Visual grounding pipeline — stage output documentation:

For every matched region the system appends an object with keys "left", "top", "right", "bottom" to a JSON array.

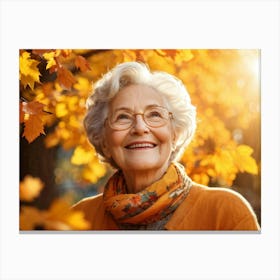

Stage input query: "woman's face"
[{"left": 103, "top": 84, "right": 175, "bottom": 173}]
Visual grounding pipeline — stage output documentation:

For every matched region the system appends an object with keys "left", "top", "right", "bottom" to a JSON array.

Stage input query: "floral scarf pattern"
[{"left": 103, "top": 162, "right": 192, "bottom": 226}]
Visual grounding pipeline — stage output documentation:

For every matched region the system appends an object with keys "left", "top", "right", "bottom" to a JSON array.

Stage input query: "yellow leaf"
[
  {"left": 67, "top": 96, "right": 79, "bottom": 111},
  {"left": 82, "top": 159, "right": 106, "bottom": 183},
  {"left": 45, "top": 197, "right": 90, "bottom": 230},
  {"left": 71, "top": 146, "right": 94, "bottom": 165},
  {"left": 19, "top": 51, "right": 41, "bottom": 89},
  {"left": 43, "top": 51, "right": 57, "bottom": 70},
  {"left": 74, "top": 76, "right": 92, "bottom": 97},
  {"left": 66, "top": 211, "right": 91, "bottom": 230},
  {"left": 55, "top": 103, "right": 68, "bottom": 118},
  {"left": 20, "top": 175, "right": 44, "bottom": 202},
  {"left": 234, "top": 145, "right": 258, "bottom": 174}
]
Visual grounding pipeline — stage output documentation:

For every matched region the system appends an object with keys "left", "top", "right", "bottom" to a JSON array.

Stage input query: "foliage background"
[{"left": 19, "top": 49, "right": 261, "bottom": 230}]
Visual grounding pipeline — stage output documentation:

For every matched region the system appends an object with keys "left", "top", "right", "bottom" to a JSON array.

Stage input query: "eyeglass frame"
[{"left": 104, "top": 105, "right": 174, "bottom": 131}]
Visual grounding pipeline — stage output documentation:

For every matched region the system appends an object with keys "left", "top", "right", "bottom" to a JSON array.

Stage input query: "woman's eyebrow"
[
  {"left": 114, "top": 104, "right": 161, "bottom": 112},
  {"left": 113, "top": 107, "right": 133, "bottom": 112}
]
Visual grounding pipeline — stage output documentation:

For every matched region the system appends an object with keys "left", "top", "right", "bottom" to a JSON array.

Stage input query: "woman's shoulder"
[
  {"left": 190, "top": 183, "right": 252, "bottom": 207},
  {"left": 167, "top": 182, "right": 260, "bottom": 230},
  {"left": 71, "top": 193, "right": 104, "bottom": 212},
  {"left": 190, "top": 183, "right": 259, "bottom": 221}
]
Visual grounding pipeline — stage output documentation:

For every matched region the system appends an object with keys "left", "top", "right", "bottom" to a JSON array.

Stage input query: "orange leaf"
[
  {"left": 22, "top": 115, "right": 45, "bottom": 143},
  {"left": 75, "top": 55, "right": 91, "bottom": 72},
  {"left": 57, "top": 67, "right": 76, "bottom": 89},
  {"left": 22, "top": 100, "right": 45, "bottom": 115},
  {"left": 234, "top": 145, "right": 258, "bottom": 175},
  {"left": 20, "top": 102, "right": 25, "bottom": 123},
  {"left": 156, "top": 49, "right": 178, "bottom": 59},
  {"left": 162, "top": 49, "right": 178, "bottom": 58},
  {"left": 32, "top": 49, "right": 53, "bottom": 56},
  {"left": 20, "top": 175, "right": 44, "bottom": 202}
]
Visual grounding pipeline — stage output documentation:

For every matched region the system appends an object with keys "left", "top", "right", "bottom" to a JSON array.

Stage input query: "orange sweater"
[{"left": 72, "top": 183, "right": 260, "bottom": 231}]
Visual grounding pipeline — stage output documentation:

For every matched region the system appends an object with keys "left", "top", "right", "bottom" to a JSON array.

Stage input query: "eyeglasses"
[{"left": 105, "top": 106, "right": 173, "bottom": 131}]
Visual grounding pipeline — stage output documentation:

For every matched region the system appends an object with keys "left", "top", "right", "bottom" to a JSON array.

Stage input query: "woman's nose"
[{"left": 131, "top": 114, "right": 149, "bottom": 134}]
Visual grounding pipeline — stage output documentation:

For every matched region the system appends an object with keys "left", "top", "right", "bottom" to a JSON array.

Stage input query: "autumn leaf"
[
  {"left": 66, "top": 211, "right": 91, "bottom": 230},
  {"left": 156, "top": 49, "right": 178, "bottom": 59},
  {"left": 43, "top": 51, "right": 57, "bottom": 70},
  {"left": 22, "top": 114, "right": 45, "bottom": 143},
  {"left": 19, "top": 51, "right": 41, "bottom": 89},
  {"left": 20, "top": 175, "right": 44, "bottom": 202},
  {"left": 234, "top": 145, "right": 258, "bottom": 174},
  {"left": 21, "top": 101, "right": 47, "bottom": 143},
  {"left": 32, "top": 49, "right": 53, "bottom": 56},
  {"left": 82, "top": 159, "right": 107, "bottom": 183},
  {"left": 20, "top": 102, "right": 25, "bottom": 123},
  {"left": 57, "top": 66, "right": 76, "bottom": 89},
  {"left": 45, "top": 197, "right": 90, "bottom": 230},
  {"left": 55, "top": 103, "right": 68, "bottom": 118},
  {"left": 20, "top": 198, "right": 90, "bottom": 230},
  {"left": 75, "top": 55, "right": 91, "bottom": 72},
  {"left": 22, "top": 100, "right": 45, "bottom": 115},
  {"left": 74, "top": 76, "right": 92, "bottom": 97},
  {"left": 71, "top": 145, "right": 94, "bottom": 165}
]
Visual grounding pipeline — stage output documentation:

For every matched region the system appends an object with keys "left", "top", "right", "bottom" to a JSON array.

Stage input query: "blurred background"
[{"left": 19, "top": 49, "right": 260, "bottom": 230}]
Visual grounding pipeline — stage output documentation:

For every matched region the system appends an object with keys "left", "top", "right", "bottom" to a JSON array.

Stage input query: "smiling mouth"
[{"left": 125, "top": 143, "right": 157, "bottom": 150}]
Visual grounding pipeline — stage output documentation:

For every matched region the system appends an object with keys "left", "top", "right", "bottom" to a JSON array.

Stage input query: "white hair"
[{"left": 84, "top": 61, "right": 196, "bottom": 169}]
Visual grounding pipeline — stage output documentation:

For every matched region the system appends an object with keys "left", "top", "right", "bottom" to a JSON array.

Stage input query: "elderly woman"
[{"left": 72, "top": 61, "right": 260, "bottom": 231}]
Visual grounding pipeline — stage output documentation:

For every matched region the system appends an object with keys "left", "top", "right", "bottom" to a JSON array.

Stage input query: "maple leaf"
[
  {"left": 32, "top": 49, "right": 53, "bottom": 56},
  {"left": 22, "top": 100, "right": 45, "bottom": 115},
  {"left": 57, "top": 66, "right": 76, "bottom": 89},
  {"left": 19, "top": 51, "right": 41, "bottom": 89},
  {"left": 82, "top": 159, "right": 107, "bottom": 183},
  {"left": 71, "top": 145, "right": 94, "bottom": 165},
  {"left": 22, "top": 114, "right": 45, "bottom": 143},
  {"left": 21, "top": 101, "right": 46, "bottom": 143},
  {"left": 234, "top": 145, "right": 258, "bottom": 175},
  {"left": 74, "top": 76, "right": 93, "bottom": 97},
  {"left": 20, "top": 175, "right": 44, "bottom": 202},
  {"left": 75, "top": 55, "right": 91, "bottom": 72},
  {"left": 43, "top": 51, "right": 57, "bottom": 70},
  {"left": 20, "top": 102, "right": 25, "bottom": 123}
]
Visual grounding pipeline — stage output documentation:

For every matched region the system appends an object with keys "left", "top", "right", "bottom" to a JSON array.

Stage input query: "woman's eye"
[
  {"left": 147, "top": 111, "right": 162, "bottom": 118},
  {"left": 115, "top": 113, "right": 131, "bottom": 121}
]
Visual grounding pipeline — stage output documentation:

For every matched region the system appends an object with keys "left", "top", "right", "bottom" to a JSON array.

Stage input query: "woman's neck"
[{"left": 122, "top": 164, "right": 168, "bottom": 193}]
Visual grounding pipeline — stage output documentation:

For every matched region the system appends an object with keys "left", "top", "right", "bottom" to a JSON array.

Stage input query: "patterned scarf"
[{"left": 103, "top": 162, "right": 192, "bottom": 226}]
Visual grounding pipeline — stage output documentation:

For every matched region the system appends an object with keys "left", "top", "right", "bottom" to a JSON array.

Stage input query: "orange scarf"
[{"left": 103, "top": 162, "right": 192, "bottom": 226}]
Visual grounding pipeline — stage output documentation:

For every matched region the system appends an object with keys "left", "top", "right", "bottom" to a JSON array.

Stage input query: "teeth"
[{"left": 126, "top": 143, "right": 155, "bottom": 149}]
